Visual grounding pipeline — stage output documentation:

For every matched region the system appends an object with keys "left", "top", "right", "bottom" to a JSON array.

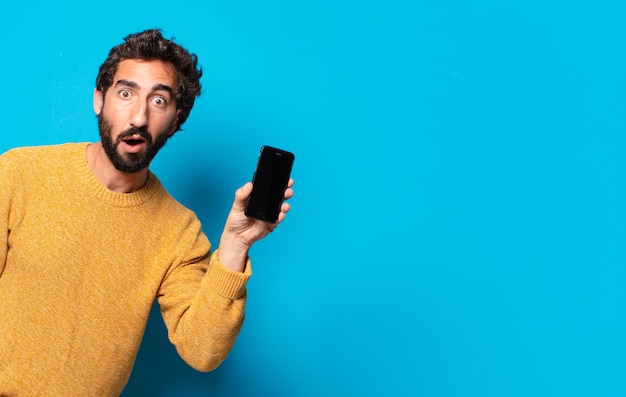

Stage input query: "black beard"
[{"left": 97, "top": 113, "right": 170, "bottom": 174}]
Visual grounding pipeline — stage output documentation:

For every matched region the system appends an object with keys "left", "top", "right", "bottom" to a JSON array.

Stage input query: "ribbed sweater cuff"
[{"left": 205, "top": 249, "right": 252, "bottom": 300}]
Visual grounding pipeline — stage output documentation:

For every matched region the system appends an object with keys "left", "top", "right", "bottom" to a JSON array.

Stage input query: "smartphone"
[{"left": 245, "top": 146, "right": 295, "bottom": 223}]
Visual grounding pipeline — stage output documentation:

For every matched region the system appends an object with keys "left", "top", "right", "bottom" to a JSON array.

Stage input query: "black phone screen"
[{"left": 244, "top": 146, "right": 295, "bottom": 223}]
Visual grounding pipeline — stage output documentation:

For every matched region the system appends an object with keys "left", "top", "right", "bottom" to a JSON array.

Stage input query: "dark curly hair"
[{"left": 95, "top": 29, "right": 202, "bottom": 133}]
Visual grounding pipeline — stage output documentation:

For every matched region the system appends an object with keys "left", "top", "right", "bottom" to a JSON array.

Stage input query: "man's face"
[{"left": 94, "top": 59, "right": 179, "bottom": 173}]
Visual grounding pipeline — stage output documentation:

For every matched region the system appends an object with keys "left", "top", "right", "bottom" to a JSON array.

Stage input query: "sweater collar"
[{"left": 76, "top": 143, "right": 162, "bottom": 207}]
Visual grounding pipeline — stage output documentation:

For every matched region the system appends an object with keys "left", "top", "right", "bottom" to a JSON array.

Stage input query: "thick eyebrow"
[
  {"left": 115, "top": 79, "right": 139, "bottom": 89},
  {"left": 152, "top": 83, "right": 174, "bottom": 95},
  {"left": 114, "top": 79, "right": 174, "bottom": 95}
]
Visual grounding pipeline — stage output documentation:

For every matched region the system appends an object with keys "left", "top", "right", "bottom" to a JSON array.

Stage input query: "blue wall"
[{"left": 2, "top": 1, "right": 625, "bottom": 396}]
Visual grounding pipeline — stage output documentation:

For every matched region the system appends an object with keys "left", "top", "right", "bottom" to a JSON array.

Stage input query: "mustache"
[{"left": 116, "top": 128, "right": 152, "bottom": 144}]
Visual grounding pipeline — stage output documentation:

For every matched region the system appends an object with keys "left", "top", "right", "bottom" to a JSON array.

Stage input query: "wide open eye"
[
  {"left": 118, "top": 89, "right": 132, "bottom": 99},
  {"left": 152, "top": 96, "right": 167, "bottom": 107}
]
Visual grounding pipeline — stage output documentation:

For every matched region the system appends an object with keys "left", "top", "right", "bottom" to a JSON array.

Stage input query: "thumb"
[{"left": 233, "top": 182, "right": 253, "bottom": 211}]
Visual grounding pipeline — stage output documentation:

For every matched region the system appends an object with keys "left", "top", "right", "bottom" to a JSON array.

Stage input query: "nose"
[{"left": 130, "top": 100, "right": 148, "bottom": 128}]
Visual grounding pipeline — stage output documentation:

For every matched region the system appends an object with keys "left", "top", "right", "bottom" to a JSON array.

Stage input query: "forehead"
[{"left": 113, "top": 59, "right": 177, "bottom": 89}]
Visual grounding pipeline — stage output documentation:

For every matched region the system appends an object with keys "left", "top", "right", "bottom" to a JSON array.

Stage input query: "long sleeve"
[
  {"left": 0, "top": 153, "right": 10, "bottom": 277},
  {"left": 0, "top": 149, "right": 24, "bottom": 278},
  {"left": 156, "top": 223, "right": 252, "bottom": 371}
]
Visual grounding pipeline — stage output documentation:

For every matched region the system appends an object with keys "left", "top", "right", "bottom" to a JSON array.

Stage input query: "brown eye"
[
  {"left": 152, "top": 96, "right": 167, "bottom": 107},
  {"left": 119, "top": 89, "right": 132, "bottom": 99}
]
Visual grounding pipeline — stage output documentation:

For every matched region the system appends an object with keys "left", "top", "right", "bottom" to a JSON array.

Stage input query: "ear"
[{"left": 93, "top": 88, "right": 104, "bottom": 115}]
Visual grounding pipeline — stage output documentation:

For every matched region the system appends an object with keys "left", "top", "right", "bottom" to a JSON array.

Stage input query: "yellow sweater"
[{"left": 0, "top": 143, "right": 251, "bottom": 396}]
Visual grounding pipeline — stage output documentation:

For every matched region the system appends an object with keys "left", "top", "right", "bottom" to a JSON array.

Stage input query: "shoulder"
[
  {"left": 151, "top": 181, "right": 200, "bottom": 222},
  {"left": 146, "top": 181, "right": 210, "bottom": 250},
  {"left": 146, "top": 173, "right": 199, "bottom": 219},
  {"left": 0, "top": 143, "right": 90, "bottom": 192},
  {"left": 0, "top": 143, "right": 88, "bottom": 167}
]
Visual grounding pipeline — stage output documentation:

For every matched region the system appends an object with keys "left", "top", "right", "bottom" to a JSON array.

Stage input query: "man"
[{"left": 0, "top": 29, "right": 293, "bottom": 395}]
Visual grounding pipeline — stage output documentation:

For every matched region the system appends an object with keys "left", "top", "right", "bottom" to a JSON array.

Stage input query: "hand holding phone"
[{"left": 244, "top": 146, "right": 295, "bottom": 223}]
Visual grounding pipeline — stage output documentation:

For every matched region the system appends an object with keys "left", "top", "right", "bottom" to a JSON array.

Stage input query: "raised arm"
[{"left": 217, "top": 178, "right": 294, "bottom": 272}]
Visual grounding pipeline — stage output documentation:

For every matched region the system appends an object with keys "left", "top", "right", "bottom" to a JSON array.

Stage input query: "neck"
[{"left": 86, "top": 142, "right": 149, "bottom": 193}]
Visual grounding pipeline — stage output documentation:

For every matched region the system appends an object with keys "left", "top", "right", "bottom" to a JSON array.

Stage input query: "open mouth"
[
  {"left": 119, "top": 134, "right": 149, "bottom": 153},
  {"left": 124, "top": 138, "right": 145, "bottom": 146},
  {"left": 121, "top": 134, "right": 148, "bottom": 146}
]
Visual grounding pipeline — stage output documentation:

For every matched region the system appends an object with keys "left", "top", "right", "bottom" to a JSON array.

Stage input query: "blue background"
[{"left": 1, "top": 1, "right": 625, "bottom": 396}]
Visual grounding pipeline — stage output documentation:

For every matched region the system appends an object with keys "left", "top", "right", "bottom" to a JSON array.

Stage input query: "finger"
[
  {"left": 283, "top": 187, "right": 294, "bottom": 200},
  {"left": 287, "top": 178, "right": 294, "bottom": 188},
  {"left": 276, "top": 211, "right": 286, "bottom": 224},
  {"left": 233, "top": 182, "right": 253, "bottom": 210},
  {"left": 273, "top": 202, "right": 291, "bottom": 224}
]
